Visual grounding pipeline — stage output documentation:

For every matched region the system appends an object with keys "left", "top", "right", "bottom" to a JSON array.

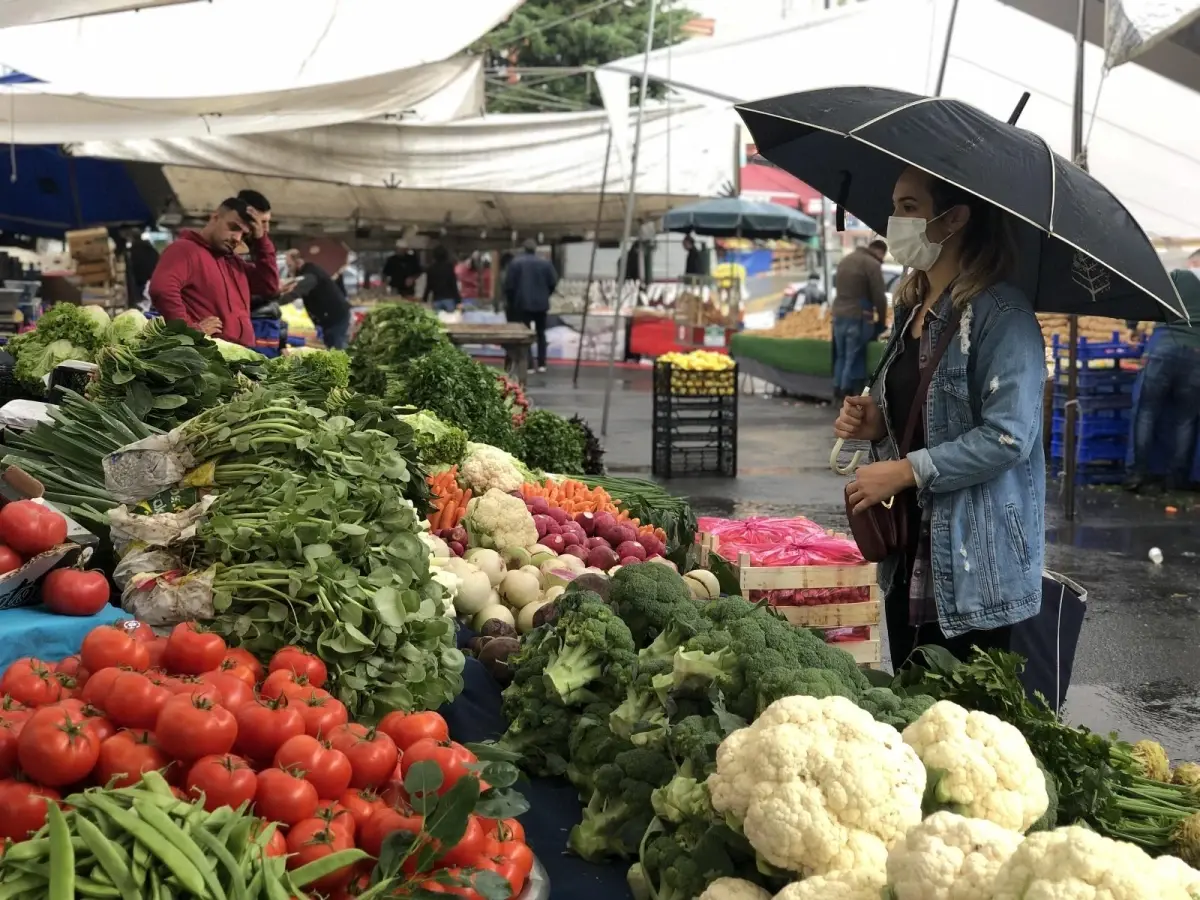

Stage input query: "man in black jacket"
[
  {"left": 284, "top": 250, "right": 353, "bottom": 349},
  {"left": 504, "top": 239, "right": 558, "bottom": 372}
]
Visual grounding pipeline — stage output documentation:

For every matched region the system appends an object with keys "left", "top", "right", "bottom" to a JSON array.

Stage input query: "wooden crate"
[{"left": 698, "top": 533, "right": 882, "bottom": 668}]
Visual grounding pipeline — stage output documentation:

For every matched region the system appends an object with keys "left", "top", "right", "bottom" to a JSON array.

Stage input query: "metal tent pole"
[
  {"left": 574, "top": 129, "right": 615, "bottom": 388},
  {"left": 600, "top": 0, "right": 658, "bottom": 437},
  {"left": 934, "top": 0, "right": 961, "bottom": 96},
  {"left": 1064, "top": 0, "right": 1087, "bottom": 520}
]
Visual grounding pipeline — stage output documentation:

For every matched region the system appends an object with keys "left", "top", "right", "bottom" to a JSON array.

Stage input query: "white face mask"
[{"left": 886, "top": 212, "right": 951, "bottom": 272}]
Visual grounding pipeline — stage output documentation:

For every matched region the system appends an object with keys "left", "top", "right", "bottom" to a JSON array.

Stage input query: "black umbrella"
[
  {"left": 661, "top": 196, "right": 818, "bottom": 240},
  {"left": 737, "top": 86, "right": 1185, "bottom": 322}
]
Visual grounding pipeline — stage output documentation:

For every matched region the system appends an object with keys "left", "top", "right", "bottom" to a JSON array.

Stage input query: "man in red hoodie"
[{"left": 148, "top": 196, "right": 279, "bottom": 346}]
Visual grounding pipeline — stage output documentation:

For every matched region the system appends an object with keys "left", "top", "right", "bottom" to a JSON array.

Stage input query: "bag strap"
[{"left": 898, "top": 306, "right": 964, "bottom": 455}]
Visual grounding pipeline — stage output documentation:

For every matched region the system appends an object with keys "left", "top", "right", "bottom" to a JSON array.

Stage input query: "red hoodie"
[{"left": 148, "top": 230, "right": 280, "bottom": 346}]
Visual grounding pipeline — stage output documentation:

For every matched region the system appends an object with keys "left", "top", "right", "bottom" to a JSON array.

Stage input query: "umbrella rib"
[
  {"left": 738, "top": 106, "right": 1186, "bottom": 319},
  {"left": 1029, "top": 131, "right": 1057, "bottom": 232},
  {"left": 846, "top": 97, "right": 940, "bottom": 135}
]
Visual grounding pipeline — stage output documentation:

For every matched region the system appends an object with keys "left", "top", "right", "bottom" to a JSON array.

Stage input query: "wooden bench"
[{"left": 443, "top": 322, "right": 537, "bottom": 386}]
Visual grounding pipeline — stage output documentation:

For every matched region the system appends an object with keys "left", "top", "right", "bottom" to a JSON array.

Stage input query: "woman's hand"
[
  {"left": 834, "top": 394, "right": 886, "bottom": 442},
  {"left": 846, "top": 460, "right": 916, "bottom": 513}
]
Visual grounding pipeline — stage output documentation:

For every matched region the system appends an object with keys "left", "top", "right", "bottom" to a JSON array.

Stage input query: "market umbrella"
[
  {"left": 661, "top": 196, "right": 818, "bottom": 240},
  {"left": 736, "top": 86, "right": 1185, "bottom": 322}
]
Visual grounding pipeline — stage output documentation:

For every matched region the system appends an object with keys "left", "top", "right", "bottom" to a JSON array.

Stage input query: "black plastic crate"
[
  {"left": 652, "top": 439, "right": 737, "bottom": 478},
  {"left": 653, "top": 362, "right": 738, "bottom": 399},
  {"left": 0, "top": 365, "right": 40, "bottom": 403},
  {"left": 48, "top": 360, "right": 98, "bottom": 403}
]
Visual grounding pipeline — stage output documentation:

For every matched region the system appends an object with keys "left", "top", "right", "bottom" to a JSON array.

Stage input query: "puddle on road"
[{"left": 1067, "top": 681, "right": 1200, "bottom": 761}]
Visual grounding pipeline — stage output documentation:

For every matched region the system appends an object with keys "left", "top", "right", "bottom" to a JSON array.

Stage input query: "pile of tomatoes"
[{"left": 0, "top": 619, "right": 535, "bottom": 900}]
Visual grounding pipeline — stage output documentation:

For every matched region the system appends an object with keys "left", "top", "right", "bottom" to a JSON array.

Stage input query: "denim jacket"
[{"left": 870, "top": 281, "right": 1047, "bottom": 636}]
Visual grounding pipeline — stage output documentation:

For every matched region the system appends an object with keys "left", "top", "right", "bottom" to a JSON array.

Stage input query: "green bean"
[
  {"left": 47, "top": 803, "right": 74, "bottom": 900},
  {"left": 190, "top": 824, "right": 246, "bottom": 899},
  {"left": 131, "top": 800, "right": 226, "bottom": 900},
  {"left": 84, "top": 797, "right": 211, "bottom": 900},
  {"left": 73, "top": 814, "right": 140, "bottom": 900},
  {"left": 130, "top": 838, "right": 150, "bottom": 885},
  {"left": 263, "top": 858, "right": 291, "bottom": 900},
  {"left": 89, "top": 864, "right": 113, "bottom": 886},
  {"left": 246, "top": 865, "right": 265, "bottom": 900},
  {"left": 74, "top": 877, "right": 121, "bottom": 898},
  {"left": 289, "top": 849, "right": 369, "bottom": 889},
  {"left": 1, "top": 836, "right": 87, "bottom": 863},
  {"left": 0, "top": 876, "right": 44, "bottom": 900},
  {"left": 6, "top": 861, "right": 48, "bottom": 880}
]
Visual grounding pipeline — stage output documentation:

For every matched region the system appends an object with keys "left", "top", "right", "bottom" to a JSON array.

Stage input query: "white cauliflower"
[
  {"left": 462, "top": 488, "right": 538, "bottom": 552},
  {"left": 1154, "top": 855, "right": 1200, "bottom": 899},
  {"left": 990, "top": 826, "right": 1192, "bottom": 900},
  {"left": 885, "top": 811, "right": 1023, "bottom": 900},
  {"left": 707, "top": 695, "right": 926, "bottom": 882},
  {"left": 698, "top": 877, "right": 772, "bottom": 900},
  {"left": 902, "top": 701, "right": 1048, "bottom": 833},
  {"left": 459, "top": 442, "right": 529, "bottom": 494},
  {"left": 773, "top": 871, "right": 884, "bottom": 900}
]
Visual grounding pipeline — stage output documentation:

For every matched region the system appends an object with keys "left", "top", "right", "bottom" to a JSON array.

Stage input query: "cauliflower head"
[
  {"left": 1154, "top": 856, "right": 1200, "bottom": 899},
  {"left": 885, "top": 811, "right": 1023, "bottom": 900},
  {"left": 773, "top": 871, "right": 884, "bottom": 900},
  {"left": 463, "top": 488, "right": 538, "bottom": 552},
  {"left": 698, "top": 877, "right": 772, "bottom": 900},
  {"left": 459, "top": 442, "right": 530, "bottom": 494},
  {"left": 903, "top": 700, "right": 1048, "bottom": 833},
  {"left": 990, "top": 826, "right": 1192, "bottom": 900},
  {"left": 707, "top": 695, "right": 926, "bottom": 881}
]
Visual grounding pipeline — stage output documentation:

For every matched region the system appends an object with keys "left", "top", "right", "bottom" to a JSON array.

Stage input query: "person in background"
[
  {"left": 237, "top": 190, "right": 272, "bottom": 234},
  {"left": 831, "top": 238, "right": 889, "bottom": 401},
  {"left": 802, "top": 271, "right": 826, "bottom": 306},
  {"left": 683, "top": 234, "right": 707, "bottom": 278},
  {"left": 125, "top": 228, "right": 159, "bottom": 306},
  {"left": 424, "top": 245, "right": 462, "bottom": 313},
  {"left": 1125, "top": 252, "right": 1200, "bottom": 492},
  {"left": 149, "top": 197, "right": 278, "bottom": 346},
  {"left": 504, "top": 238, "right": 558, "bottom": 374},
  {"left": 284, "top": 249, "right": 353, "bottom": 350},
  {"left": 383, "top": 240, "right": 422, "bottom": 298}
]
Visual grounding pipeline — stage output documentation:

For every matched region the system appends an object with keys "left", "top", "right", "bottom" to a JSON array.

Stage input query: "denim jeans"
[
  {"left": 832, "top": 315, "right": 869, "bottom": 393},
  {"left": 320, "top": 316, "right": 352, "bottom": 350},
  {"left": 432, "top": 298, "right": 458, "bottom": 313},
  {"left": 1131, "top": 337, "right": 1200, "bottom": 483}
]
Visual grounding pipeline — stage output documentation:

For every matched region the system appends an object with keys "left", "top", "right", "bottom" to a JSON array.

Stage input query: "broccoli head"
[
  {"left": 566, "top": 703, "right": 626, "bottom": 794},
  {"left": 611, "top": 564, "right": 701, "bottom": 647},
  {"left": 610, "top": 656, "right": 673, "bottom": 745},
  {"left": 668, "top": 714, "right": 724, "bottom": 779},
  {"left": 543, "top": 597, "right": 637, "bottom": 705},
  {"left": 857, "top": 687, "right": 936, "bottom": 729},
  {"left": 639, "top": 819, "right": 755, "bottom": 900},
  {"left": 568, "top": 747, "right": 677, "bottom": 861},
  {"left": 651, "top": 775, "right": 712, "bottom": 825}
]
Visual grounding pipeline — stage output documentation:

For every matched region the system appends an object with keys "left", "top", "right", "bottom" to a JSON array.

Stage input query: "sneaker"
[{"left": 536, "top": 366, "right": 547, "bottom": 373}]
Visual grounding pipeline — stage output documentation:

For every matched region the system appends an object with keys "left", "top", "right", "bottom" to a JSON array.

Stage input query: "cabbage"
[
  {"left": 104, "top": 309, "right": 147, "bottom": 345},
  {"left": 79, "top": 305, "right": 110, "bottom": 339},
  {"left": 13, "top": 339, "right": 90, "bottom": 385},
  {"left": 213, "top": 338, "right": 263, "bottom": 362}
]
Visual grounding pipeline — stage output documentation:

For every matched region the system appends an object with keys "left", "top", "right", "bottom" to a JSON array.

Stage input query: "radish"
[
  {"left": 586, "top": 536, "right": 610, "bottom": 551},
  {"left": 586, "top": 545, "right": 619, "bottom": 571},
  {"left": 592, "top": 511, "right": 616, "bottom": 532},
  {"left": 528, "top": 497, "right": 551, "bottom": 515},
  {"left": 546, "top": 507, "right": 571, "bottom": 525},
  {"left": 616, "top": 541, "right": 647, "bottom": 561},
  {"left": 449, "top": 541, "right": 465, "bottom": 556},
  {"left": 620, "top": 556, "right": 642, "bottom": 567},
  {"left": 613, "top": 524, "right": 638, "bottom": 546},
  {"left": 532, "top": 515, "right": 555, "bottom": 538},
  {"left": 563, "top": 545, "right": 589, "bottom": 562},
  {"left": 542, "top": 533, "right": 567, "bottom": 554},
  {"left": 575, "top": 512, "right": 597, "bottom": 536}
]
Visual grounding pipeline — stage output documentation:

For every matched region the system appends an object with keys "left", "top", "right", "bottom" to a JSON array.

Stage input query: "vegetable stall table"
[
  {"left": 443, "top": 323, "right": 537, "bottom": 386},
  {"left": 730, "top": 333, "right": 885, "bottom": 401}
]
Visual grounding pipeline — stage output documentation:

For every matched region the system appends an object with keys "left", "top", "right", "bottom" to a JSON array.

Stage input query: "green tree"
[{"left": 476, "top": 0, "right": 698, "bottom": 113}]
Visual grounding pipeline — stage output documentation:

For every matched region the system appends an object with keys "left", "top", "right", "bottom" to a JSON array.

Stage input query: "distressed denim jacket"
[{"left": 870, "top": 281, "right": 1047, "bottom": 637}]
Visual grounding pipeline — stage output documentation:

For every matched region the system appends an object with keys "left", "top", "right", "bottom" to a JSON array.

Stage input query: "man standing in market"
[
  {"left": 148, "top": 196, "right": 280, "bottom": 346},
  {"left": 283, "top": 249, "right": 353, "bottom": 350},
  {"left": 383, "top": 239, "right": 422, "bottom": 298},
  {"left": 831, "top": 238, "right": 889, "bottom": 401},
  {"left": 504, "top": 238, "right": 558, "bottom": 373}
]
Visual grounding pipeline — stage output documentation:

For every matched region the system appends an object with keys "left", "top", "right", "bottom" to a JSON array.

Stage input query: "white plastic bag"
[
  {"left": 103, "top": 429, "right": 197, "bottom": 503},
  {"left": 121, "top": 566, "right": 215, "bottom": 627}
]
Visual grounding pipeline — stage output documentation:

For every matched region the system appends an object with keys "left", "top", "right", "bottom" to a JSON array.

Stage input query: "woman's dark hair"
[
  {"left": 894, "top": 173, "right": 1018, "bottom": 310},
  {"left": 432, "top": 245, "right": 450, "bottom": 263}
]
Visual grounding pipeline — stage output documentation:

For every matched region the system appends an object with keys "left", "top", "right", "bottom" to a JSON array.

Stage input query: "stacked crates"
[
  {"left": 1050, "top": 332, "right": 1142, "bottom": 484},
  {"left": 651, "top": 361, "right": 738, "bottom": 478}
]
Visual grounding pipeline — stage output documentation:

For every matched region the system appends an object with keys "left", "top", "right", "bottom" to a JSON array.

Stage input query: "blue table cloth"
[{"left": 0, "top": 602, "right": 129, "bottom": 670}]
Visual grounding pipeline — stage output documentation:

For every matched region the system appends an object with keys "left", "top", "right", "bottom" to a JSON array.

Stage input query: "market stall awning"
[
  {"left": 1104, "top": 0, "right": 1200, "bottom": 67},
  {"left": 595, "top": 0, "right": 1200, "bottom": 239},
  {"left": 0, "top": 58, "right": 482, "bottom": 143},
  {"left": 0, "top": 0, "right": 200, "bottom": 29}
]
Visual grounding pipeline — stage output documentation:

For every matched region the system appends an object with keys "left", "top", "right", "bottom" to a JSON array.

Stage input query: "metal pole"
[
  {"left": 574, "top": 129, "right": 615, "bottom": 388},
  {"left": 600, "top": 0, "right": 658, "bottom": 436},
  {"left": 1064, "top": 0, "right": 1087, "bottom": 520},
  {"left": 934, "top": 0, "right": 961, "bottom": 96}
]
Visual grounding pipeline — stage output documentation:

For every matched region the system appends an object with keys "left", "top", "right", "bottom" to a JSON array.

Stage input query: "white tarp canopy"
[
  {"left": 0, "top": 0, "right": 519, "bottom": 97},
  {"left": 596, "top": 0, "right": 1200, "bottom": 238},
  {"left": 0, "top": 58, "right": 483, "bottom": 142},
  {"left": 0, "top": 0, "right": 198, "bottom": 29},
  {"left": 1105, "top": 0, "right": 1200, "bottom": 67}
]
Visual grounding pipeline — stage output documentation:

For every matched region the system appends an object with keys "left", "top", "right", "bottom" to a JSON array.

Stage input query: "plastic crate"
[
  {"left": 0, "top": 365, "right": 39, "bottom": 403},
  {"left": 1051, "top": 434, "right": 1128, "bottom": 463},
  {"left": 1053, "top": 369, "right": 1139, "bottom": 391},
  {"left": 1051, "top": 409, "right": 1130, "bottom": 440},
  {"left": 653, "top": 362, "right": 737, "bottom": 399},
  {"left": 1051, "top": 332, "right": 1145, "bottom": 361},
  {"left": 1050, "top": 460, "right": 1127, "bottom": 485},
  {"left": 1053, "top": 392, "right": 1135, "bottom": 413},
  {"left": 652, "top": 433, "right": 736, "bottom": 478}
]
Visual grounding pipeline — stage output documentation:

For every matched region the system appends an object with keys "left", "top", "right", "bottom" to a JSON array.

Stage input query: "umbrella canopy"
[
  {"left": 661, "top": 196, "right": 818, "bottom": 240},
  {"left": 737, "top": 85, "right": 1184, "bottom": 322}
]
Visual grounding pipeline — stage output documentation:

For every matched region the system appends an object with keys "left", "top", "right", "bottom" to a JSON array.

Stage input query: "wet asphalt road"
[{"left": 528, "top": 365, "right": 1200, "bottom": 760}]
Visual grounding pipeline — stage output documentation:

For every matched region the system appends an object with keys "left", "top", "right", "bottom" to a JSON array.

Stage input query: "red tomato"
[
  {"left": 51, "top": 697, "right": 86, "bottom": 716},
  {"left": 438, "top": 868, "right": 485, "bottom": 900},
  {"left": 143, "top": 639, "right": 168, "bottom": 671},
  {"left": 482, "top": 855, "right": 527, "bottom": 898},
  {"left": 0, "top": 717, "right": 21, "bottom": 777},
  {"left": 326, "top": 725, "right": 397, "bottom": 791},
  {"left": 79, "top": 666, "right": 124, "bottom": 708},
  {"left": 274, "top": 734, "right": 353, "bottom": 801},
  {"left": 285, "top": 818, "right": 355, "bottom": 893},
  {"left": 254, "top": 767, "right": 319, "bottom": 826},
  {"left": 357, "top": 806, "right": 423, "bottom": 858},
  {"left": 497, "top": 840, "right": 535, "bottom": 880},
  {"left": 338, "top": 788, "right": 384, "bottom": 832},
  {"left": 379, "top": 761, "right": 409, "bottom": 810},
  {"left": 222, "top": 648, "right": 264, "bottom": 684},
  {"left": 437, "top": 816, "right": 487, "bottom": 868},
  {"left": 0, "top": 694, "right": 30, "bottom": 722},
  {"left": 42, "top": 568, "right": 110, "bottom": 617},
  {"left": 55, "top": 656, "right": 85, "bottom": 679},
  {"left": 0, "top": 499, "right": 66, "bottom": 557},
  {"left": 104, "top": 672, "right": 170, "bottom": 730},
  {"left": 0, "top": 779, "right": 60, "bottom": 841},
  {"left": 294, "top": 689, "right": 348, "bottom": 740},
  {"left": 260, "top": 669, "right": 316, "bottom": 702},
  {"left": 186, "top": 754, "right": 258, "bottom": 812},
  {"left": 161, "top": 622, "right": 226, "bottom": 676},
  {"left": 0, "top": 658, "right": 63, "bottom": 708},
  {"left": 268, "top": 647, "right": 328, "bottom": 688},
  {"left": 484, "top": 818, "right": 526, "bottom": 845},
  {"left": 198, "top": 671, "right": 255, "bottom": 713},
  {"left": 263, "top": 825, "right": 288, "bottom": 858},
  {"left": 155, "top": 694, "right": 237, "bottom": 763},
  {"left": 314, "top": 800, "right": 357, "bottom": 840},
  {"left": 332, "top": 872, "right": 373, "bottom": 900},
  {"left": 234, "top": 696, "right": 305, "bottom": 765},
  {"left": 163, "top": 675, "right": 221, "bottom": 704},
  {"left": 94, "top": 729, "right": 169, "bottom": 789},
  {"left": 399, "top": 739, "right": 478, "bottom": 796},
  {"left": 77, "top": 706, "right": 116, "bottom": 744},
  {"left": 377, "top": 710, "right": 450, "bottom": 753},
  {"left": 118, "top": 620, "right": 157, "bottom": 643},
  {"left": 17, "top": 707, "right": 100, "bottom": 786},
  {"left": 80, "top": 626, "right": 149, "bottom": 673},
  {"left": 216, "top": 659, "right": 257, "bottom": 689},
  {"left": 0, "top": 544, "right": 21, "bottom": 574}
]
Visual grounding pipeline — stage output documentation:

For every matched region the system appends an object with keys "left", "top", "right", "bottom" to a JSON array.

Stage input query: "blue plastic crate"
[
  {"left": 1052, "top": 392, "right": 1134, "bottom": 413},
  {"left": 1053, "top": 368, "right": 1139, "bottom": 390},
  {"left": 285, "top": 336, "right": 307, "bottom": 347},
  {"left": 1051, "top": 434, "right": 1129, "bottom": 463},
  {"left": 1051, "top": 332, "right": 1145, "bottom": 361},
  {"left": 1051, "top": 411, "right": 1130, "bottom": 440},
  {"left": 1050, "top": 460, "right": 1127, "bottom": 485}
]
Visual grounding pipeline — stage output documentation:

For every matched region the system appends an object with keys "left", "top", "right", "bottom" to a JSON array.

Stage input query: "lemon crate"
[
  {"left": 653, "top": 361, "right": 738, "bottom": 400},
  {"left": 698, "top": 533, "right": 882, "bottom": 669}
]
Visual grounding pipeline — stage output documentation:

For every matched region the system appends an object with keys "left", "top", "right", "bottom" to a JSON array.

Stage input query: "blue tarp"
[{"left": 0, "top": 144, "right": 153, "bottom": 238}]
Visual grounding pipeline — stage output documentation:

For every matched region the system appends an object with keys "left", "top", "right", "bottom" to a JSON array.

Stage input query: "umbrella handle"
[{"left": 830, "top": 386, "right": 872, "bottom": 475}]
